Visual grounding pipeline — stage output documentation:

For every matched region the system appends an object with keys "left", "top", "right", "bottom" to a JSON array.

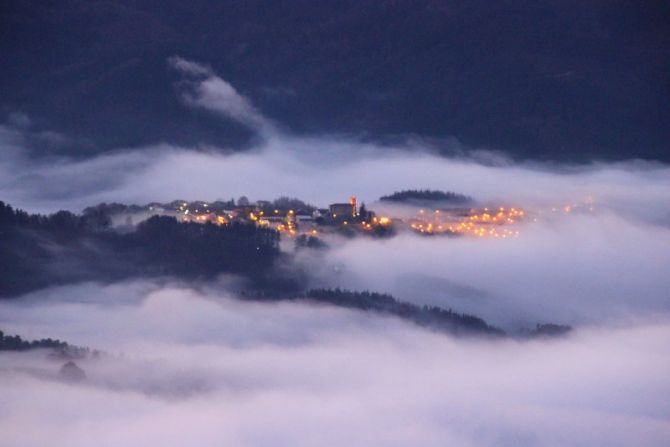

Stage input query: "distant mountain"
[
  {"left": 243, "top": 288, "right": 572, "bottom": 338},
  {"left": 241, "top": 288, "right": 503, "bottom": 337},
  {"left": 527, "top": 323, "right": 572, "bottom": 337},
  {"left": 302, "top": 289, "right": 503, "bottom": 337},
  {"left": 2, "top": 0, "right": 668, "bottom": 161},
  {"left": 380, "top": 189, "right": 473, "bottom": 205}
]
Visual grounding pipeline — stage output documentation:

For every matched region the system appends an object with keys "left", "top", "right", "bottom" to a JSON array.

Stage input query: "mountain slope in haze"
[{"left": 2, "top": 0, "right": 668, "bottom": 161}]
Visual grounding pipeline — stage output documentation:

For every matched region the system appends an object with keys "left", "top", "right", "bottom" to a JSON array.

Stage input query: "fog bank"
[{"left": 1, "top": 282, "right": 669, "bottom": 447}]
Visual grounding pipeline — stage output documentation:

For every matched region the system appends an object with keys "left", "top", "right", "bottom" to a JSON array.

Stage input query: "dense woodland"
[
  {"left": 244, "top": 288, "right": 572, "bottom": 338},
  {"left": 0, "top": 201, "right": 280, "bottom": 296},
  {"left": 0, "top": 330, "right": 94, "bottom": 359},
  {"left": 244, "top": 288, "right": 504, "bottom": 337},
  {"left": 303, "top": 289, "right": 503, "bottom": 336},
  {"left": 380, "top": 190, "right": 473, "bottom": 205},
  {"left": 526, "top": 323, "right": 572, "bottom": 337}
]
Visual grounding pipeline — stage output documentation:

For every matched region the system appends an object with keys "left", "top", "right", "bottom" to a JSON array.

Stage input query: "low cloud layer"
[
  {"left": 1, "top": 282, "right": 669, "bottom": 447},
  {"left": 2, "top": 124, "right": 669, "bottom": 221},
  {"left": 297, "top": 210, "right": 670, "bottom": 327}
]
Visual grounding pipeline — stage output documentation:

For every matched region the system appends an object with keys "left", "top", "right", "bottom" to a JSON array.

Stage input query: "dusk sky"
[{"left": 1, "top": 2, "right": 669, "bottom": 446}]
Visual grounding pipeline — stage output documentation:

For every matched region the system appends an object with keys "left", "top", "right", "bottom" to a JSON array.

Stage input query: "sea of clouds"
[
  {"left": 1, "top": 282, "right": 669, "bottom": 447},
  {"left": 1, "top": 58, "right": 669, "bottom": 446}
]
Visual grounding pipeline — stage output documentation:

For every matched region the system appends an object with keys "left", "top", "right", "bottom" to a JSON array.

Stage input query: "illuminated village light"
[
  {"left": 408, "top": 206, "right": 527, "bottom": 239},
  {"left": 166, "top": 194, "right": 537, "bottom": 241}
]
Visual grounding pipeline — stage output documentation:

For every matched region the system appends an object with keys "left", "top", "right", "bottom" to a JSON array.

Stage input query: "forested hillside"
[{"left": 0, "top": 201, "right": 280, "bottom": 296}]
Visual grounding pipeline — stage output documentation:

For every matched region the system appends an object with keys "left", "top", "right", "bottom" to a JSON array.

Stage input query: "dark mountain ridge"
[{"left": 2, "top": 0, "right": 668, "bottom": 161}]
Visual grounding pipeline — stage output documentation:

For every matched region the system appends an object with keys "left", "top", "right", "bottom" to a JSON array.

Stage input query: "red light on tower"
[{"left": 350, "top": 196, "right": 357, "bottom": 217}]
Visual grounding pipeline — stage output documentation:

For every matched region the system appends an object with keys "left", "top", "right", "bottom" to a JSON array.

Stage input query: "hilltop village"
[
  {"left": 0, "top": 192, "right": 585, "bottom": 298},
  {"left": 100, "top": 192, "right": 528, "bottom": 240},
  {"left": 148, "top": 196, "right": 393, "bottom": 238}
]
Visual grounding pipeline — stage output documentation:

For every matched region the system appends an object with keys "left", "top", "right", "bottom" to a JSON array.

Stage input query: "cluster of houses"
[
  {"left": 141, "top": 196, "right": 527, "bottom": 240},
  {"left": 147, "top": 196, "right": 389, "bottom": 237}
]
